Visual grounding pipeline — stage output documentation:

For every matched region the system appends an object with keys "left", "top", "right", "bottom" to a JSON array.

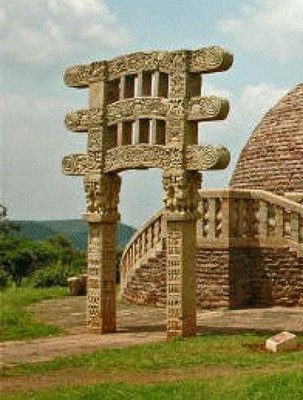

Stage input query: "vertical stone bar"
[
  {"left": 117, "top": 122, "right": 132, "bottom": 146},
  {"left": 133, "top": 120, "right": 140, "bottom": 144},
  {"left": 290, "top": 213, "right": 299, "bottom": 243},
  {"left": 117, "top": 123, "right": 123, "bottom": 147},
  {"left": 220, "top": 196, "right": 230, "bottom": 240},
  {"left": 207, "top": 197, "right": 217, "bottom": 239},
  {"left": 237, "top": 199, "right": 246, "bottom": 238},
  {"left": 274, "top": 206, "right": 284, "bottom": 238},
  {"left": 258, "top": 200, "right": 268, "bottom": 238}
]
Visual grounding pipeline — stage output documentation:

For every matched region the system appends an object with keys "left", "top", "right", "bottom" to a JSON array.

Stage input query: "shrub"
[
  {"left": 0, "top": 268, "right": 9, "bottom": 289},
  {"left": 32, "top": 263, "right": 80, "bottom": 288}
]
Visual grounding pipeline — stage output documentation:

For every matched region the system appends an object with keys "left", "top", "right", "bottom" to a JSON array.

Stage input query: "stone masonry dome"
[{"left": 230, "top": 83, "right": 303, "bottom": 195}]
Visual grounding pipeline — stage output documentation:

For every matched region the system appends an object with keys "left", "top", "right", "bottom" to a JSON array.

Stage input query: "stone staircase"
[{"left": 120, "top": 189, "right": 303, "bottom": 308}]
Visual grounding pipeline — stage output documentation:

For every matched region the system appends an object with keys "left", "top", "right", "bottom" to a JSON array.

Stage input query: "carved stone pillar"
[
  {"left": 163, "top": 170, "right": 201, "bottom": 339},
  {"left": 84, "top": 173, "right": 121, "bottom": 333}
]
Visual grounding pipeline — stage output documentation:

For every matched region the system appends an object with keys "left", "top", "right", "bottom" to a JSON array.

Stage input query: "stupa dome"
[{"left": 230, "top": 83, "right": 303, "bottom": 195}]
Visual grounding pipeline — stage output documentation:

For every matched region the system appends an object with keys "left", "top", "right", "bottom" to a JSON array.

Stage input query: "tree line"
[{"left": 0, "top": 205, "right": 86, "bottom": 288}]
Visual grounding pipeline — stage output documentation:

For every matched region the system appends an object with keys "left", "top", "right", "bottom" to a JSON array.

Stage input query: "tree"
[
  {"left": 0, "top": 205, "right": 19, "bottom": 238},
  {"left": 1, "top": 243, "right": 36, "bottom": 286}
]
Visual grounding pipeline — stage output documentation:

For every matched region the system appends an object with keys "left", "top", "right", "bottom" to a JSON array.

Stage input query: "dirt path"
[
  {"left": 1, "top": 296, "right": 303, "bottom": 368},
  {"left": 2, "top": 362, "right": 302, "bottom": 394},
  {"left": 0, "top": 365, "right": 238, "bottom": 393},
  {"left": 0, "top": 331, "right": 166, "bottom": 366}
]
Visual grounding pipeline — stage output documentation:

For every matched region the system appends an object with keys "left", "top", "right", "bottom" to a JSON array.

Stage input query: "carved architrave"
[{"left": 64, "top": 47, "right": 233, "bottom": 88}]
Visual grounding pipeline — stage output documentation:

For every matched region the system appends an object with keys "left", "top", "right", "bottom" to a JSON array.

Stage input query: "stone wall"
[{"left": 122, "top": 246, "right": 303, "bottom": 309}]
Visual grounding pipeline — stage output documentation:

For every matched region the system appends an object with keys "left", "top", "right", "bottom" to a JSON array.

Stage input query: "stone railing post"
[
  {"left": 290, "top": 212, "right": 299, "bottom": 243},
  {"left": 219, "top": 196, "right": 230, "bottom": 239},
  {"left": 257, "top": 200, "right": 268, "bottom": 238}
]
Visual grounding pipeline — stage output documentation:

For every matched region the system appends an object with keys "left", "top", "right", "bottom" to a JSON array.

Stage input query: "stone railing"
[
  {"left": 121, "top": 189, "right": 303, "bottom": 290},
  {"left": 198, "top": 189, "right": 303, "bottom": 255},
  {"left": 120, "top": 210, "right": 166, "bottom": 289}
]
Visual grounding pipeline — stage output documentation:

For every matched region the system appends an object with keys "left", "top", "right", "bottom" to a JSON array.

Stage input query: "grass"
[
  {"left": 0, "top": 286, "right": 68, "bottom": 341},
  {"left": 2, "top": 333, "right": 303, "bottom": 377},
  {"left": 1, "top": 287, "right": 303, "bottom": 399},
  {"left": 3, "top": 369, "right": 303, "bottom": 400}
]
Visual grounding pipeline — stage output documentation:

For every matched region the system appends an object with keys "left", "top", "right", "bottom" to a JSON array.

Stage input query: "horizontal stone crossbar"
[
  {"left": 62, "top": 144, "right": 230, "bottom": 175},
  {"left": 64, "top": 96, "right": 229, "bottom": 132},
  {"left": 64, "top": 47, "right": 233, "bottom": 87}
]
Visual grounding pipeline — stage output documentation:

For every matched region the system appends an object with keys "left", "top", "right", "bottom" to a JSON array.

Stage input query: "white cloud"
[
  {"left": 0, "top": 0, "right": 133, "bottom": 64},
  {"left": 218, "top": 0, "right": 303, "bottom": 61},
  {"left": 0, "top": 92, "right": 87, "bottom": 220}
]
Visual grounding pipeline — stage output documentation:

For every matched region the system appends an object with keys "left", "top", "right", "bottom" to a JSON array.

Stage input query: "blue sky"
[{"left": 1, "top": 0, "right": 302, "bottom": 227}]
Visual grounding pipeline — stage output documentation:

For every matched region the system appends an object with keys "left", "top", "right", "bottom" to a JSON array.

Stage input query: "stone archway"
[{"left": 62, "top": 46, "right": 233, "bottom": 339}]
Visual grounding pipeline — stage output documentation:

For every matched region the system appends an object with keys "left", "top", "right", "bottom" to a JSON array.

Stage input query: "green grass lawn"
[
  {"left": 2, "top": 333, "right": 303, "bottom": 377},
  {"left": 4, "top": 370, "right": 303, "bottom": 400},
  {"left": 1, "top": 287, "right": 303, "bottom": 399},
  {"left": 0, "top": 286, "right": 68, "bottom": 341},
  {"left": 2, "top": 333, "right": 303, "bottom": 399}
]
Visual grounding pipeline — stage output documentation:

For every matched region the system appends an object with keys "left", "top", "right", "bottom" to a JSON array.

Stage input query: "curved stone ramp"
[{"left": 121, "top": 189, "right": 303, "bottom": 308}]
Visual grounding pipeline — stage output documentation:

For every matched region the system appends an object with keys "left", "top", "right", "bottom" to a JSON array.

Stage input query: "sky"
[{"left": 0, "top": 0, "right": 302, "bottom": 228}]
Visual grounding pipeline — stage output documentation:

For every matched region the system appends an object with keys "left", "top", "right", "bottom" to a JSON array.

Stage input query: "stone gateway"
[{"left": 62, "top": 47, "right": 233, "bottom": 338}]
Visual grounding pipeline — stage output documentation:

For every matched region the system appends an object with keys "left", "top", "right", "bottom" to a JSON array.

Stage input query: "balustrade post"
[
  {"left": 220, "top": 196, "right": 230, "bottom": 239},
  {"left": 208, "top": 198, "right": 217, "bottom": 239},
  {"left": 290, "top": 213, "right": 299, "bottom": 243},
  {"left": 258, "top": 200, "right": 268, "bottom": 238},
  {"left": 237, "top": 199, "right": 246, "bottom": 238},
  {"left": 274, "top": 206, "right": 284, "bottom": 238}
]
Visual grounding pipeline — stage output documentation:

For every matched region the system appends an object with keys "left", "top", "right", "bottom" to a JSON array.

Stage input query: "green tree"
[
  {"left": 2, "top": 245, "right": 35, "bottom": 286},
  {"left": 0, "top": 205, "right": 19, "bottom": 237}
]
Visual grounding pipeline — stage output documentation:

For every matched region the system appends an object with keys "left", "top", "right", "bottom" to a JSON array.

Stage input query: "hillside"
[{"left": 13, "top": 219, "right": 136, "bottom": 251}]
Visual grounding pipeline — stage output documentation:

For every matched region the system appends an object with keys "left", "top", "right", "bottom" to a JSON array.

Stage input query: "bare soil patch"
[{"left": 0, "top": 365, "right": 264, "bottom": 394}]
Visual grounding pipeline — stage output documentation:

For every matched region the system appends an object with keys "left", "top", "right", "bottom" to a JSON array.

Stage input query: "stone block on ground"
[
  {"left": 67, "top": 276, "right": 86, "bottom": 296},
  {"left": 265, "top": 331, "right": 297, "bottom": 353}
]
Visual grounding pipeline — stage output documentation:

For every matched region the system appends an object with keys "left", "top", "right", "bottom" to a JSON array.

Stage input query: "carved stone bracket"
[
  {"left": 84, "top": 173, "right": 121, "bottom": 220},
  {"left": 163, "top": 170, "right": 202, "bottom": 219}
]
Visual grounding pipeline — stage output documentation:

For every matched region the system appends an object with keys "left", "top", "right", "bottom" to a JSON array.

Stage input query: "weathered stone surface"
[
  {"left": 230, "top": 83, "right": 303, "bottom": 195},
  {"left": 103, "top": 144, "right": 230, "bottom": 173},
  {"left": 64, "top": 47, "right": 233, "bottom": 87},
  {"left": 265, "top": 332, "right": 297, "bottom": 353},
  {"left": 122, "top": 246, "right": 303, "bottom": 309},
  {"left": 121, "top": 187, "right": 303, "bottom": 309}
]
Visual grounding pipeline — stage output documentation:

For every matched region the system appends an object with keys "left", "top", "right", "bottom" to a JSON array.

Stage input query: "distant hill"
[{"left": 13, "top": 219, "right": 136, "bottom": 251}]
